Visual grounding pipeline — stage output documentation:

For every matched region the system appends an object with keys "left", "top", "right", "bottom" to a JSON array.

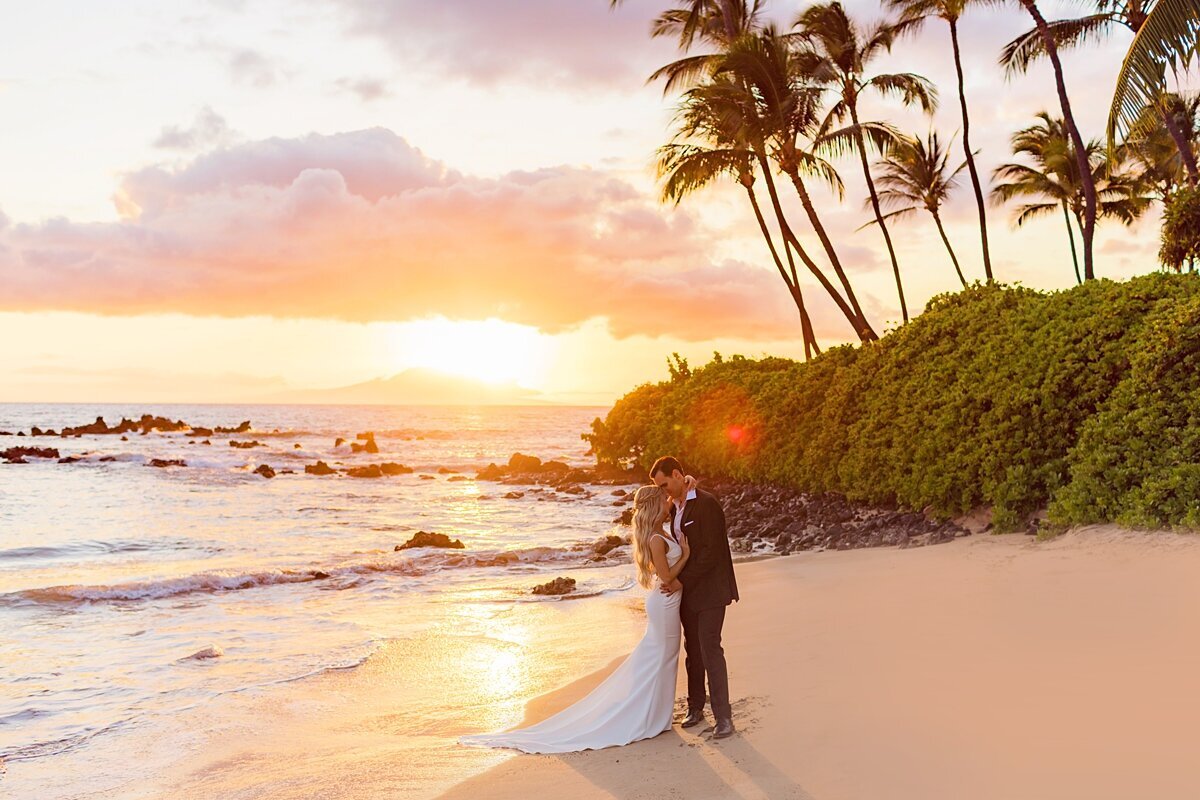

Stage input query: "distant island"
[{"left": 257, "top": 367, "right": 550, "bottom": 406}]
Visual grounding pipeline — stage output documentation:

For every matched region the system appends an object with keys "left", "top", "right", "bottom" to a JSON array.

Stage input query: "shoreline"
[
  {"left": 436, "top": 525, "right": 1200, "bottom": 800},
  {"left": 12, "top": 524, "right": 1200, "bottom": 799}
]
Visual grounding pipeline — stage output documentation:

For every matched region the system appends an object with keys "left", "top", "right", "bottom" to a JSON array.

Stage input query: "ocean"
[{"left": 0, "top": 403, "right": 652, "bottom": 798}]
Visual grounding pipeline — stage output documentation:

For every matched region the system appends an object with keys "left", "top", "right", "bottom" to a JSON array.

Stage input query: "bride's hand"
[
  {"left": 680, "top": 535, "right": 691, "bottom": 558},
  {"left": 683, "top": 474, "right": 699, "bottom": 492}
]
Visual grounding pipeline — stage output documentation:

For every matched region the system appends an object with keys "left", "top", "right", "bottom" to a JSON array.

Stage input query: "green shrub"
[
  {"left": 1160, "top": 185, "right": 1200, "bottom": 273},
  {"left": 587, "top": 273, "right": 1200, "bottom": 529}
]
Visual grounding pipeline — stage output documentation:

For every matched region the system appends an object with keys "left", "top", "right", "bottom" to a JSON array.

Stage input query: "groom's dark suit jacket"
[{"left": 673, "top": 488, "right": 739, "bottom": 614}]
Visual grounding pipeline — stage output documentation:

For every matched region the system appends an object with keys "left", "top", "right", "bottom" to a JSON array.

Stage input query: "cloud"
[
  {"left": 153, "top": 106, "right": 234, "bottom": 150},
  {"left": 228, "top": 48, "right": 283, "bottom": 87},
  {"left": 330, "top": 0, "right": 676, "bottom": 89},
  {"left": 0, "top": 128, "right": 825, "bottom": 342},
  {"left": 334, "top": 76, "right": 390, "bottom": 102}
]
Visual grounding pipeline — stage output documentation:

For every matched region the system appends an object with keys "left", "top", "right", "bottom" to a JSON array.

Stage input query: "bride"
[{"left": 459, "top": 479, "right": 694, "bottom": 753}]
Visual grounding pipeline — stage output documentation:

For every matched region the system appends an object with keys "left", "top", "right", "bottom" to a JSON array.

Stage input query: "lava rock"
[
  {"left": 253, "top": 464, "right": 276, "bottom": 479},
  {"left": 396, "top": 531, "right": 465, "bottom": 550},
  {"left": 305, "top": 460, "right": 336, "bottom": 476},
  {"left": 532, "top": 577, "right": 577, "bottom": 596}
]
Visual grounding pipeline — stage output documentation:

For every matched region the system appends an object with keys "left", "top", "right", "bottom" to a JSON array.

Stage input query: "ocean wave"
[
  {"left": 0, "top": 538, "right": 221, "bottom": 562},
  {"left": 3, "top": 543, "right": 629, "bottom": 606}
]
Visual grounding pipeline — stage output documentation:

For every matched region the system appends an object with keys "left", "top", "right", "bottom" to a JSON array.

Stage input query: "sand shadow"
[{"left": 543, "top": 705, "right": 815, "bottom": 800}]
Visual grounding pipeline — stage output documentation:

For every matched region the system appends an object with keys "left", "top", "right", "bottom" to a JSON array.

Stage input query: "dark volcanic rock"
[
  {"left": 148, "top": 458, "right": 186, "bottom": 468},
  {"left": 253, "top": 464, "right": 276, "bottom": 479},
  {"left": 305, "top": 460, "right": 336, "bottom": 476},
  {"left": 230, "top": 440, "right": 264, "bottom": 449},
  {"left": 3, "top": 446, "right": 60, "bottom": 462},
  {"left": 347, "top": 464, "right": 383, "bottom": 478},
  {"left": 396, "top": 531, "right": 465, "bottom": 550},
  {"left": 593, "top": 534, "right": 627, "bottom": 556},
  {"left": 531, "top": 577, "right": 576, "bottom": 596},
  {"left": 380, "top": 462, "right": 414, "bottom": 476},
  {"left": 508, "top": 452, "right": 543, "bottom": 472},
  {"left": 613, "top": 507, "right": 635, "bottom": 526},
  {"left": 701, "top": 479, "right": 965, "bottom": 555}
]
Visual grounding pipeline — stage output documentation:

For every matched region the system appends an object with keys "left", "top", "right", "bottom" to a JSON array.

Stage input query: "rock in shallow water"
[
  {"left": 396, "top": 531, "right": 465, "bottom": 550},
  {"left": 532, "top": 577, "right": 576, "bottom": 595}
]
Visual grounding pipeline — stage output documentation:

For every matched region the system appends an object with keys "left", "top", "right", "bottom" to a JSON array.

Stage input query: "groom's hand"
[{"left": 660, "top": 578, "right": 682, "bottom": 594}]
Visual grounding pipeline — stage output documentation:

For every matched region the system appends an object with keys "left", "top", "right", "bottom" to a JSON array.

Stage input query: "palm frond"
[
  {"left": 1013, "top": 201, "right": 1061, "bottom": 226},
  {"left": 856, "top": 205, "right": 922, "bottom": 229},
  {"left": 866, "top": 72, "right": 939, "bottom": 113},
  {"left": 1108, "top": 0, "right": 1200, "bottom": 144},
  {"left": 1000, "top": 15, "right": 1117, "bottom": 75}
]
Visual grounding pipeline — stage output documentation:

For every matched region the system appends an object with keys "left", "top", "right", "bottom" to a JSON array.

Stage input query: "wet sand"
[{"left": 438, "top": 526, "right": 1200, "bottom": 800}]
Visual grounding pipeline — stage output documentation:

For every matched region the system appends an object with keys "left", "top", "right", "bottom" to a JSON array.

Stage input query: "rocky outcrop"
[
  {"left": 148, "top": 458, "right": 186, "bottom": 468},
  {"left": 3, "top": 446, "right": 60, "bottom": 462},
  {"left": 395, "top": 531, "right": 465, "bottom": 550},
  {"left": 253, "top": 464, "right": 276, "bottom": 479},
  {"left": 347, "top": 432, "right": 379, "bottom": 454},
  {"left": 592, "top": 534, "right": 627, "bottom": 556},
  {"left": 532, "top": 577, "right": 576, "bottom": 596},
  {"left": 20, "top": 415, "right": 250, "bottom": 437},
  {"left": 610, "top": 480, "right": 965, "bottom": 554},
  {"left": 347, "top": 464, "right": 383, "bottom": 478},
  {"left": 476, "top": 453, "right": 641, "bottom": 488},
  {"left": 229, "top": 440, "right": 264, "bottom": 449},
  {"left": 305, "top": 460, "right": 337, "bottom": 476}
]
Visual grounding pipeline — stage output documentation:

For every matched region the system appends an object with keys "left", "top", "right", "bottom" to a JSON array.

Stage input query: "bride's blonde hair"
[{"left": 630, "top": 484, "right": 668, "bottom": 589}]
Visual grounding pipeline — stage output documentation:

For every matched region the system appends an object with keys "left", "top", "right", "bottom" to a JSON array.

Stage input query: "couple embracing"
[{"left": 460, "top": 456, "right": 739, "bottom": 753}]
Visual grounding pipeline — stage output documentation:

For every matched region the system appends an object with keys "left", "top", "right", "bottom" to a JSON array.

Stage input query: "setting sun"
[{"left": 388, "top": 318, "right": 555, "bottom": 386}]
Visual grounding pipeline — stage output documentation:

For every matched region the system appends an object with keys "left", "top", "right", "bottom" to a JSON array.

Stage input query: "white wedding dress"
[{"left": 459, "top": 532, "right": 683, "bottom": 753}]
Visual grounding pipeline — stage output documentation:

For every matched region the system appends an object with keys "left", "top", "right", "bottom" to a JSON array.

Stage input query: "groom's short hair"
[{"left": 650, "top": 456, "right": 683, "bottom": 478}]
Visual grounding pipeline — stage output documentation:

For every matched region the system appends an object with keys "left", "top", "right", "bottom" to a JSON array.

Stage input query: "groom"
[{"left": 652, "top": 456, "right": 739, "bottom": 739}]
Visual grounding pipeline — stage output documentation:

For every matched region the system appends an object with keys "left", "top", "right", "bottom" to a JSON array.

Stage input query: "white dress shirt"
[{"left": 672, "top": 488, "right": 697, "bottom": 542}]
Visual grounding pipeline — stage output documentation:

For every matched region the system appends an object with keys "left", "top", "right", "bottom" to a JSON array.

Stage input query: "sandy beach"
[
  {"left": 437, "top": 526, "right": 1200, "bottom": 800},
  {"left": 66, "top": 524, "right": 1200, "bottom": 800}
]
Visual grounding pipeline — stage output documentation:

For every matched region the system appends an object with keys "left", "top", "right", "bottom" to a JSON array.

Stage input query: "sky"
[{"left": 0, "top": 0, "right": 1185, "bottom": 404}]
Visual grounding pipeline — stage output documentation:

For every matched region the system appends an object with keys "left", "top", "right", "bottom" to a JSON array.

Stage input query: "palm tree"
[
  {"left": 1002, "top": 0, "right": 1100, "bottom": 280},
  {"left": 792, "top": 1, "right": 938, "bottom": 323},
  {"left": 658, "top": 80, "right": 822, "bottom": 357},
  {"left": 868, "top": 131, "right": 970, "bottom": 287},
  {"left": 721, "top": 27, "right": 880, "bottom": 340},
  {"left": 1000, "top": 0, "right": 1199, "bottom": 185},
  {"left": 619, "top": 1, "right": 879, "bottom": 341},
  {"left": 1107, "top": 0, "right": 1200, "bottom": 155},
  {"left": 1124, "top": 93, "right": 1200, "bottom": 201},
  {"left": 992, "top": 113, "right": 1152, "bottom": 283},
  {"left": 886, "top": 0, "right": 995, "bottom": 282},
  {"left": 610, "top": 0, "right": 764, "bottom": 92}
]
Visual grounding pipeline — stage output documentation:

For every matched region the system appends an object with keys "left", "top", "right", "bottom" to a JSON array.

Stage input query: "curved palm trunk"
[
  {"left": 782, "top": 167, "right": 878, "bottom": 341},
  {"left": 756, "top": 153, "right": 877, "bottom": 341},
  {"left": 743, "top": 181, "right": 820, "bottom": 358},
  {"left": 849, "top": 103, "right": 908, "bottom": 322},
  {"left": 1159, "top": 102, "right": 1200, "bottom": 184},
  {"left": 1062, "top": 201, "right": 1081, "bottom": 284},
  {"left": 948, "top": 18, "right": 994, "bottom": 282},
  {"left": 1022, "top": 0, "right": 1097, "bottom": 280},
  {"left": 930, "top": 209, "right": 967, "bottom": 287}
]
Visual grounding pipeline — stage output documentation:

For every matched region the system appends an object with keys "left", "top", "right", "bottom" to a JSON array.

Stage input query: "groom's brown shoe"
[
  {"left": 712, "top": 717, "right": 735, "bottom": 739},
  {"left": 680, "top": 709, "right": 706, "bottom": 728}
]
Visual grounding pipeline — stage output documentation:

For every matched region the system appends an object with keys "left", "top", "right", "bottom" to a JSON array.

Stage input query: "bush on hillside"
[{"left": 585, "top": 273, "right": 1200, "bottom": 530}]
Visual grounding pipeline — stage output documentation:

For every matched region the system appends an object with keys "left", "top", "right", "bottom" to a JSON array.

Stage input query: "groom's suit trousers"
[{"left": 682, "top": 604, "right": 730, "bottom": 720}]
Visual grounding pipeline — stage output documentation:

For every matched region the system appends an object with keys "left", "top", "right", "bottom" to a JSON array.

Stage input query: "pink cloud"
[
  {"left": 0, "top": 128, "right": 841, "bottom": 342},
  {"left": 332, "top": 0, "right": 677, "bottom": 89}
]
